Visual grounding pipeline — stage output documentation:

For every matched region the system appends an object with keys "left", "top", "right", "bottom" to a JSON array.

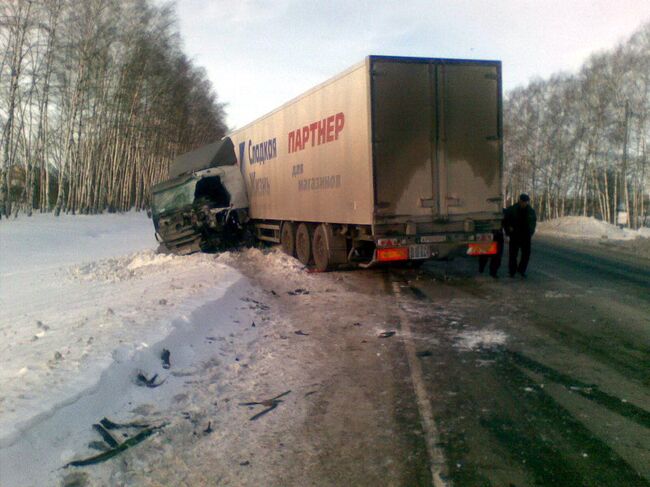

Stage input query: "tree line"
[
  {"left": 2, "top": 4, "right": 648, "bottom": 226},
  {"left": 0, "top": 0, "right": 227, "bottom": 218},
  {"left": 504, "top": 22, "right": 650, "bottom": 228}
]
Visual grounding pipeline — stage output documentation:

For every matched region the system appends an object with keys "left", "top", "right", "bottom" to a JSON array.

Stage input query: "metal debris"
[
  {"left": 136, "top": 372, "right": 165, "bottom": 388},
  {"left": 239, "top": 390, "right": 291, "bottom": 421},
  {"left": 65, "top": 425, "right": 164, "bottom": 468},
  {"left": 287, "top": 288, "right": 309, "bottom": 296},
  {"left": 161, "top": 349, "right": 171, "bottom": 369}
]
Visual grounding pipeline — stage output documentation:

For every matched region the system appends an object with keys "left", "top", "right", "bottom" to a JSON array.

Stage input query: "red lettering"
[
  {"left": 335, "top": 112, "right": 345, "bottom": 139},
  {"left": 318, "top": 119, "right": 326, "bottom": 145},
  {"left": 326, "top": 115, "right": 335, "bottom": 142},
  {"left": 295, "top": 129, "right": 302, "bottom": 151},
  {"left": 290, "top": 112, "right": 345, "bottom": 152},
  {"left": 309, "top": 122, "right": 318, "bottom": 147}
]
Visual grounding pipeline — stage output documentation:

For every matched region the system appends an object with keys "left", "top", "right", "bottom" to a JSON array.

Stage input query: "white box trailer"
[{"left": 228, "top": 55, "right": 503, "bottom": 270}]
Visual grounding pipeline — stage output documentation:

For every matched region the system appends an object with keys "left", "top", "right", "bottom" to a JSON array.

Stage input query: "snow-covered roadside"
[
  {"left": 0, "top": 213, "right": 254, "bottom": 485},
  {"left": 537, "top": 216, "right": 650, "bottom": 241},
  {"left": 537, "top": 216, "right": 650, "bottom": 259}
]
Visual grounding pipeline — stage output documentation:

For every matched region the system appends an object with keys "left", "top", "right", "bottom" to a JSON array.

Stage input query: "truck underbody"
[{"left": 251, "top": 214, "right": 501, "bottom": 271}]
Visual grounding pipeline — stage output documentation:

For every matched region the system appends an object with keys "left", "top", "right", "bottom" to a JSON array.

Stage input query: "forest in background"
[
  {"left": 0, "top": 0, "right": 227, "bottom": 217},
  {"left": 504, "top": 22, "right": 650, "bottom": 228}
]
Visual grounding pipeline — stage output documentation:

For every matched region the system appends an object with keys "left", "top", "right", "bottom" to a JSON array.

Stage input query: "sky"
[{"left": 174, "top": 0, "right": 650, "bottom": 130}]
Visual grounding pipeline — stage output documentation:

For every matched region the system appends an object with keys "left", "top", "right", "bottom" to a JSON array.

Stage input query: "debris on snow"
[
  {"left": 135, "top": 372, "right": 165, "bottom": 388},
  {"left": 160, "top": 349, "right": 171, "bottom": 369},
  {"left": 378, "top": 331, "right": 396, "bottom": 338},
  {"left": 64, "top": 423, "right": 165, "bottom": 468},
  {"left": 239, "top": 390, "right": 291, "bottom": 421},
  {"left": 287, "top": 288, "right": 309, "bottom": 296}
]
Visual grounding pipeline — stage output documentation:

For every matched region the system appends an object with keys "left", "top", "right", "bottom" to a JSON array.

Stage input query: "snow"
[
  {"left": 1, "top": 213, "right": 373, "bottom": 487},
  {"left": 0, "top": 212, "right": 255, "bottom": 485},
  {"left": 453, "top": 329, "right": 508, "bottom": 351},
  {"left": 537, "top": 216, "right": 650, "bottom": 241}
]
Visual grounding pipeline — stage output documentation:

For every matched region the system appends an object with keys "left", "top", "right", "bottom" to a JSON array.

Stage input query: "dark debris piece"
[
  {"left": 203, "top": 421, "right": 213, "bottom": 434},
  {"left": 136, "top": 372, "right": 166, "bottom": 388},
  {"left": 88, "top": 441, "right": 111, "bottom": 452},
  {"left": 416, "top": 350, "right": 433, "bottom": 358},
  {"left": 378, "top": 331, "right": 396, "bottom": 338},
  {"left": 239, "top": 390, "right": 291, "bottom": 421},
  {"left": 294, "top": 330, "right": 309, "bottom": 336},
  {"left": 353, "top": 322, "right": 362, "bottom": 327},
  {"left": 240, "top": 461, "right": 250, "bottom": 466},
  {"left": 161, "top": 349, "right": 171, "bottom": 369},
  {"left": 65, "top": 425, "right": 165, "bottom": 468},
  {"left": 287, "top": 288, "right": 309, "bottom": 296},
  {"left": 92, "top": 424, "right": 119, "bottom": 448},
  {"left": 99, "top": 417, "right": 149, "bottom": 430}
]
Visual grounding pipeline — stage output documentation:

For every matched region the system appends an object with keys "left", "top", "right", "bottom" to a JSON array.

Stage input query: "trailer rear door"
[
  {"left": 371, "top": 60, "right": 436, "bottom": 218},
  {"left": 371, "top": 58, "right": 501, "bottom": 221},
  {"left": 439, "top": 64, "right": 501, "bottom": 217}
]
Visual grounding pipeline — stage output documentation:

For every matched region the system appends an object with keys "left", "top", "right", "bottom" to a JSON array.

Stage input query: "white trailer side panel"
[{"left": 229, "top": 62, "right": 374, "bottom": 225}]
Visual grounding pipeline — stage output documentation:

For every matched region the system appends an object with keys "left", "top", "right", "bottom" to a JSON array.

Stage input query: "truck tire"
[
  {"left": 312, "top": 223, "right": 348, "bottom": 272},
  {"left": 295, "top": 223, "right": 313, "bottom": 265},
  {"left": 280, "top": 221, "right": 296, "bottom": 256}
]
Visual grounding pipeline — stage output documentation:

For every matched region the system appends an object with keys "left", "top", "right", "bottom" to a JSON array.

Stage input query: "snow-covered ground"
[
  {"left": 537, "top": 216, "right": 650, "bottom": 241},
  {"left": 537, "top": 216, "right": 650, "bottom": 259},
  {"left": 0, "top": 213, "right": 257, "bottom": 485},
  {"left": 1, "top": 213, "right": 392, "bottom": 487}
]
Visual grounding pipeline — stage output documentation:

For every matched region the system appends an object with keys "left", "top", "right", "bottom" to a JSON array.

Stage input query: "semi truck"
[{"left": 151, "top": 55, "right": 503, "bottom": 270}]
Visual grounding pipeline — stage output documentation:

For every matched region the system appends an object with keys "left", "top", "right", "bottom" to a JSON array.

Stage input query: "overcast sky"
[{"left": 174, "top": 0, "right": 650, "bottom": 130}]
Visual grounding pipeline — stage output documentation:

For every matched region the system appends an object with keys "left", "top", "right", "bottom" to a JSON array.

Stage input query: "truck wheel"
[
  {"left": 312, "top": 223, "right": 348, "bottom": 271},
  {"left": 312, "top": 225, "right": 331, "bottom": 271},
  {"left": 295, "top": 223, "right": 313, "bottom": 265},
  {"left": 280, "top": 222, "right": 296, "bottom": 256}
]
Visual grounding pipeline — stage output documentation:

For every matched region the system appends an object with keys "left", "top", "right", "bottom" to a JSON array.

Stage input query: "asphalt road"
[{"left": 383, "top": 236, "right": 650, "bottom": 486}]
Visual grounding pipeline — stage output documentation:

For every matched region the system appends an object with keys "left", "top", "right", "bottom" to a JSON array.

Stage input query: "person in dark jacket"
[
  {"left": 504, "top": 194, "right": 536, "bottom": 278},
  {"left": 479, "top": 209, "right": 505, "bottom": 278}
]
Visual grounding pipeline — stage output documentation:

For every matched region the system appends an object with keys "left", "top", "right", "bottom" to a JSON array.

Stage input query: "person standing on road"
[
  {"left": 479, "top": 209, "right": 505, "bottom": 278},
  {"left": 504, "top": 194, "right": 536, "bottom": 278}
]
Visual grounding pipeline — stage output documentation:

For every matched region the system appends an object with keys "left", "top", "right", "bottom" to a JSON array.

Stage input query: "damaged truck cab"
[{"left": 150, "top": 139, "right": 249, "bottom": 254}]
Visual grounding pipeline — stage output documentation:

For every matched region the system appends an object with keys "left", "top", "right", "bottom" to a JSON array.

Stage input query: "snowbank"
[
  {"left": 537, "top": 216, "right": 650, "bottom": 241},
  {"left": 0, "top": 213, "right": 244, "bottom": 452}
]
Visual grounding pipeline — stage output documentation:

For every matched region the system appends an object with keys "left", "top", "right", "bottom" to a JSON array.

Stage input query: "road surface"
[
  {"left": 43, "top": 236, "right": 648, "bottom": 486},
  {"left": 372, "top": 236, "right": 650, "bottom": 486}
]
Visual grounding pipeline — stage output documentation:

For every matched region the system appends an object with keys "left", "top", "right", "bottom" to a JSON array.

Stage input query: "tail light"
[
  {"left": 377, "top": 247, "right": 409, "bottom": 262},
  {"left": 467, "top": 242, "right": 497, "bottom": 256}
]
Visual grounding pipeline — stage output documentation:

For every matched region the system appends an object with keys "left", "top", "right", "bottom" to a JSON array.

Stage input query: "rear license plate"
[
  {"left": 420, "top": 235, "right": 446, "bottom": 243},
  {"left": 409, "top": 244, "right": 430, "bottom": 260}
]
